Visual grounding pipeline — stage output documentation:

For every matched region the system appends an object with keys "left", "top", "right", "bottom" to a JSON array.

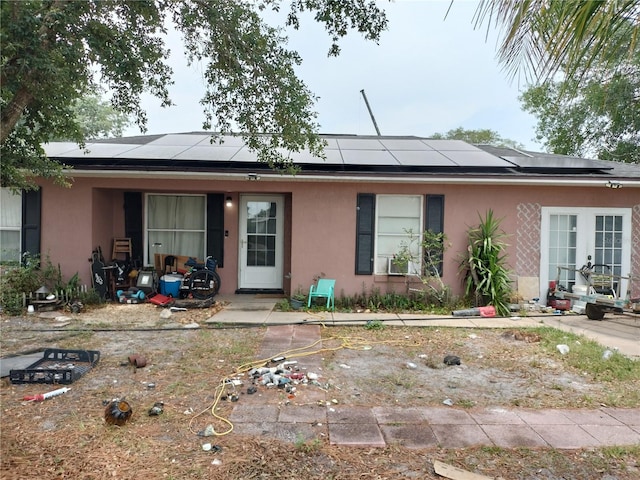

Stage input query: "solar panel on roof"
[
  {"left": 341, "top": 149, "right": 398, "bottom": 165},
  {"left": 442, "top": 150, "right": 514, "bottom": 167},
  {"left": 50, "top": 143, "right": 141, "bottom": 158},
  {"left": 379, "top": 139, "right": 434, "bottom": 151},
  {"left": 147, "top": 134, "right": 211, "bottom": 146},
  {"left": 198, "top": 135, "right": 246, "bottom": 147},
  {"left": 504, "top": 156, "right": 614, "bottom": 170},
  {"left": 336, "top": 138, "right": 385, "bottom": 150},
  {"left": 290, "top": 149, "right": 343, "bottom": 164},
  {"left": 43, "top": 142, "right": 84, "bottom": 156},
  {"left": 422, "top": 140, "right": 480, "bottom": 151},
  {"left": 174, "top": 146, "right": 242, "bottom": 161},
  {"left": 115, "top": 145, "right": 189, "bottom": 159},
  {"left": 392, "top": 150, "right": 457, "bottom": 166}
]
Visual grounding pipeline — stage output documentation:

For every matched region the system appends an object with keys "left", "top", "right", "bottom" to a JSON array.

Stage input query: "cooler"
[{"left": 160, "top": 274, "right": 183, "bottom": 297}]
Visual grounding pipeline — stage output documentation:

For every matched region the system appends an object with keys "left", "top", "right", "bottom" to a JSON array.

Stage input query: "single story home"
[{"left": 2, "top": 133, "right": 639, "bottom": 302}]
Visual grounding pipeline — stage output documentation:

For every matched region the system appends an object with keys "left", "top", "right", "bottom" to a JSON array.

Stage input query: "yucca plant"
[{"left": 462, "top": 210, "right": 512, "bottom": 316}]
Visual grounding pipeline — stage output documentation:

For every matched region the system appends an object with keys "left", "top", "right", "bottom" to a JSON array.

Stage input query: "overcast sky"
[{"left": 124, "top": 0, "right": 542, "bottom": 151}]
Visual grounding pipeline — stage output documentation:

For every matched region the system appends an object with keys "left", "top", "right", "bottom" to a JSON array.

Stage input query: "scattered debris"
[
  {"left": 104, "top": 399, "right": 133, "bottom": 426},
  {"left": 433, "top": 460, "right": 498, "bottom": 480},
  {"left": 452, "top": 306, "right": 496, "bottom": 317},
  {"left": 128, "top": 354, "right": 147, "bottom": 368},
  {"left": 442, "top": 398, "right": 454, "bottom": 406},
  {"left": 198, "top": 424, "right": 215, "bottom": 437},
  {"left": 556, "top": 344, "right": 570, "bottom": 355},
  {"left": 23, "top": 386, "right": 70, "bottom": 402},
  {"left": 501, "top": 330, "right": 541, "bottom": 343},
  {"left": 443, "top": 355, "right": 461, "bottom": 366},
  {"left": 148, "top": 401, "right": 164, "bottom": 416}
]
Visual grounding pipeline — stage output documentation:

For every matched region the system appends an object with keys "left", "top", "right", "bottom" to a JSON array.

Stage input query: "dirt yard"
[{"left": 1, "top": 302, "right": 639, "bottom": 479}]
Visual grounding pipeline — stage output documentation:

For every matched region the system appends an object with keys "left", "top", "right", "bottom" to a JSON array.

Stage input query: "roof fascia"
[{"left": 63, "top": 169, "right": 640, "bottom": 188}]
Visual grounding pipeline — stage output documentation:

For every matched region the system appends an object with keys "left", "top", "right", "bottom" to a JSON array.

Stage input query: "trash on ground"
[
  {"left": 10, "top": 348, "right": 100, "bottom": 385},
  {"left": 433, "top": 460, "right": 497, "bottom": 480},
  {"left": 406, "top": 362, "right": 417, "bottom": 369},
  {"left": 148, "top": 401, "right": 164, "bottom": 416},
  {"left": 198, "top": 424, "right": 215, "bottom": 437},
  {"left": 442, "top": 398, "right": 454, "bottom": 406},
  {"left": 23, "top": 386, "right": 70, "bottom": 402},
  {"left": 104, "top": 398, "right": 133, "bottom": 426},
  {"left": 128, "top": 354, "right": 147, "bottom": 368},
  {"left": 602, "top": 349, "right": 613, "bottom": 360},
  {"left": 451, "top": 306, "right": 496, "bottom": 317},
  {"left": 502, "top": 330, "right": 541, "bottom": 343},
  {"left": 443, "top": 355, "right": 461, "bottom": 366},
  {"left": 556, "top": 344, "right": 570, "bottom": 355}
]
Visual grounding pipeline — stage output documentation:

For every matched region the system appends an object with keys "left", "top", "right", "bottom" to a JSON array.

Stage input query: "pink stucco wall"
[{"left": 38, "top": 176, "right": 639, "bottom": 299}]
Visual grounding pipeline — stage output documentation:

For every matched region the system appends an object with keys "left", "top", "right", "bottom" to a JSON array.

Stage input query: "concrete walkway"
[
  {"left": 210, "top": 294, "right": 640, "bottom": 358},
  {"left": 210, "top": 296, "right": 640, "bottom": 448}
]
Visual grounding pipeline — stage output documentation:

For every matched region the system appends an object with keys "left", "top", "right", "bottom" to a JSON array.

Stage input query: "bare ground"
[{"left": 1, "top": 302, "right": 639, "bottom": 479}]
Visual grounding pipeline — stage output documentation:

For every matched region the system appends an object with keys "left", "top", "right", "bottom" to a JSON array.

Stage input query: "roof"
[{"left": 43, "top": 133, "right": 640, "bottom": 184}]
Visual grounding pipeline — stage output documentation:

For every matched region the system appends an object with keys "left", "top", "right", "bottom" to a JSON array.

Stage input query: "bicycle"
[{"left": 179, "top": 256, "right": 221, "bottom": 300}]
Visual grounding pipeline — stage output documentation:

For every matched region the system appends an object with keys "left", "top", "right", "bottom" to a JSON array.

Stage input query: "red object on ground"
[
  {"left": 478, "top": 305, "right": 496, "bottom": 317},
  {"left": 147, "top": 293, "right": 174, "bottom": 306}
]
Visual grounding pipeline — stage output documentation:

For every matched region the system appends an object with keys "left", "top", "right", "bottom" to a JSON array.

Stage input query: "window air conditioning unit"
[{"left": 388, "top": 258, "right": 418, "bottom": 276}]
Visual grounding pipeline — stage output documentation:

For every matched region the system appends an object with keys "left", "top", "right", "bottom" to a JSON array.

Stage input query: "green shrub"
[
  {"left": 461, "top": 209, "right": 513, "bottom": 316},
  {"left": 0, "top": 253, "right": 83, "bottom": 315}
]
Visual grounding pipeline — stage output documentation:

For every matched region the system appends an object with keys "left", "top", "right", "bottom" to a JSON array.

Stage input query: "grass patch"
[{"left": 534, "top": 327, "right": 640, "bottom": 382}]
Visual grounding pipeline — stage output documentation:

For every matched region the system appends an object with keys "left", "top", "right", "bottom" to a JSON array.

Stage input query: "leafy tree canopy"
[
  {"left": 49, "top": 94, "right": 131, "bottom": 142},
  {"left": 472, "top": 0, "right": 639, "bottom": 83},
  {"left": 1, "top": 0, "right": 388, "bottom": 190},
  {"left": 430, "top": 127, "right": 524, "bottom": 149},
  {"left": 519, "top": 24, "right": 640, "bottom": 163}
]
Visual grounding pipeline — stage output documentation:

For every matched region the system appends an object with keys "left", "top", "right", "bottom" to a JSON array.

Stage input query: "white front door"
[
  {"left": 540, "top": 207, "right": 632, "bottom": 296},
  {"left": 238, "top": 194, "right": 284, "bottom": 290}
]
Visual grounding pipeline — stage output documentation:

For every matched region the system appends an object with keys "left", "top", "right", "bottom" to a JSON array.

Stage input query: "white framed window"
[
  {"left": 145, "top": 194, "right": 206, "bottom": 265},
  {"left": 374, "top": 194, "right": 423, "bottom": 275},
  {"left": 0, "top": 188, "right": 22, "bottom": 264},
  {"left": 540, "top": 207, "right": 631, "bottom": 296}
]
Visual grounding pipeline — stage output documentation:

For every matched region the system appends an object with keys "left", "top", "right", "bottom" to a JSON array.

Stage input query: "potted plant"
[{"left": 290, "top": 286, "right": 306, "bottom": 310}]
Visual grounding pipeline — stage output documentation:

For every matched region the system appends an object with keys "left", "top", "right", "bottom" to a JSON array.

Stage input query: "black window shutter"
[
  {"left": 21, "top": 188, "right": 41, "bottom": 258},
  {"left": 355, "top": 193, "right": 375, "bottom": 275},
  {"left": 123, "top": 192, "right": 143, "bottom": 264},
  {"left": 425, "top": 194, "right": 445, "bottom": 275},
  {"left": 207, "top": 194, "right": 224, "bottom": 268}
]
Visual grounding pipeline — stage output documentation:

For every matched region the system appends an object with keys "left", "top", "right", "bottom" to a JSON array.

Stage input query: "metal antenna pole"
[{"left": 360, "top": 89, "right": 381, "bottom": 136}]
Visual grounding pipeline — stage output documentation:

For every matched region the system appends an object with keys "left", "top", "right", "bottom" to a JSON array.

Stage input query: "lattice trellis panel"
[
  {"left": 516, "top": 203, "right": 541, "bottom": 277},
  {"left": 631, "top": 204, "right": 640, "bottom": 299}
]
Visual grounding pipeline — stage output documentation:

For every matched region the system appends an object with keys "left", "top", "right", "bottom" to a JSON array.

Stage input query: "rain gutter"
[{"left": 63, "top": 168, "right": 640, "bottom": 188}]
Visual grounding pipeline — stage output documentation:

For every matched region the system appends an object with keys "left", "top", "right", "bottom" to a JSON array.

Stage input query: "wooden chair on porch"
[
  {"left": 112, "top": 238, "right": 132, "bottom": 262},
  {"left": 308, "top": 278, "right": 336, "bottom": 311}
]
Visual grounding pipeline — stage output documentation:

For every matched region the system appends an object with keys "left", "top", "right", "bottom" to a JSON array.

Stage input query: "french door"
[{"left": 540, "top": 207, "right": 631, "bottom": 296}]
